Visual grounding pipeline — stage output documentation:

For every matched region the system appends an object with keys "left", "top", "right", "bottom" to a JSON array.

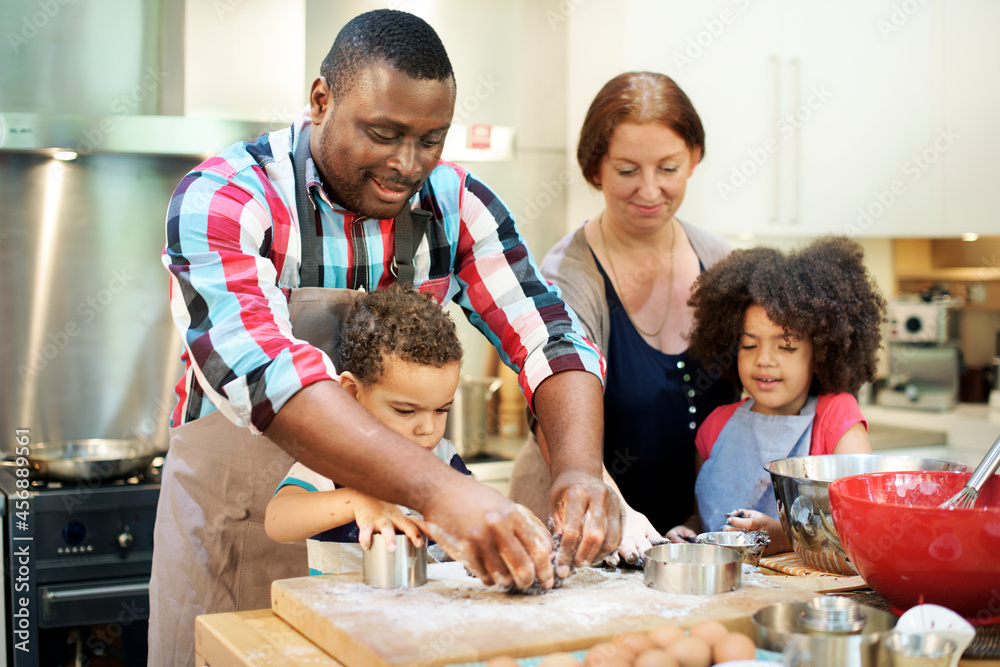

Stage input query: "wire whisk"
[{"left": 939, "top": 433, "right": 1000, "bottom": 510}]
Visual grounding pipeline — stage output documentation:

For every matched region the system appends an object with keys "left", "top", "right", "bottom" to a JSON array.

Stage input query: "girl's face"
[
  {"left": 593, "top": 122, "right": 699, "bottom": 235},
  {"left": 738, "top": 305, "right": 815, "bottom": 416}
]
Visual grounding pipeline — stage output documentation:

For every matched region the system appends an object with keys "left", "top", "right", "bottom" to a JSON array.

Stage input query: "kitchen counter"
[{"left": 862, "top": 403, "right": 1000, "bottom": 466}]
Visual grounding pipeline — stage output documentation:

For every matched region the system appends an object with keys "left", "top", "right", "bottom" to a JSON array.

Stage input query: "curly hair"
[
  {"left": 338, "top": 283, "right": 463, "bottom": 386},
  {"left": 321, "top": 9, "right": 455, "bottom": 102},
  {"left": 687, "top": 236, "right": 886, "bottom": 395}
]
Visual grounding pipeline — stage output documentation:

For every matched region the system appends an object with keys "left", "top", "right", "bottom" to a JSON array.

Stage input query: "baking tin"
[
  {"left": 362, "top": 533, "right": 428, "bottom": 588},
  {"left": 696, "top": 530, "right": 768, "bottom": 566},
  {"left": 753, "top": 600, "right": 897, "bottom": 667},
  {"left": 642, "top": 543, "right": 741, "bottom": 595}
]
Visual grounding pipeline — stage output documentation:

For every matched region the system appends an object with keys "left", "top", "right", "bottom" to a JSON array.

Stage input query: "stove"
[{"left": 0, "top": 467, "right": 160, "bottom": 666}]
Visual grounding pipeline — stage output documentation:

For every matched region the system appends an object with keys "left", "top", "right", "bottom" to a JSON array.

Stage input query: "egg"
[
  {"left": 613, "top": 631, "right": 655, "bottom": 656},
  {"left": 711, "top": 631, "right": 757, "bottom": 663},
  {"left": 538, "top": 652, "right": 583, "bottom": 666},
  {"left": 665, "top": 636, "right": 712, "bottom": 667},
  {"left": 687, "top": 620, "right": 730, "bottom": 647},
  {"left": 634, "top": 647, "right": 681, "bottom": 667},
  {"left": 647, "top": 624, "right": 685, "bottom": 649},
  {"left": 583, "top": 641, "right": 636, "bottom": 667}
]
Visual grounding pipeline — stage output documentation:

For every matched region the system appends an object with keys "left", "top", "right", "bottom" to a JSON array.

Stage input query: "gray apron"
[
  {"left": 694, "top": 397, "right": 816, "bottom": 533},
  {"left": 148, "top": 125, "right": 429, "bottom": 667}
]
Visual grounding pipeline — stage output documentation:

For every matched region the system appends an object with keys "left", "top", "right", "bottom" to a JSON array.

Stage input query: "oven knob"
[
  {"left": 62, "top": 521, "right": 86, "bottom": 546},
  {"left": 117, "top": 526, "right": 134, "bottom": 550}
]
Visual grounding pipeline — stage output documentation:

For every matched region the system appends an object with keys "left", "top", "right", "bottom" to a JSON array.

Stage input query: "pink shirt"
[{"left": 696, "top": 393, "right": 867, "bottom": 461}]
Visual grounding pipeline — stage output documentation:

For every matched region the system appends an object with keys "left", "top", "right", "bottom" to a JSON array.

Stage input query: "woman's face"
[
  {"left": 738, "top": 305, "right": 815, "bottom": 416},
  {"left": 594, "top": 122, "right": 699, "bottom": 234}
]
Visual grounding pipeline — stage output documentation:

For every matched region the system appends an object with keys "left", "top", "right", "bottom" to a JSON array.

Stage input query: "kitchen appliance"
[
  {"left": 880, "top": 297, "right": 963, "bottom": 411},
  {"left": 887, "top": 297, "right": 960, "bottom": 344},
  {"left": 443, "top": 376, "right": 503, "bottom": 459},
  {"left": 989, "top": 356, "right": 1000, "bottom": 411},
  {"left": 829, "top": 471, "right": 1000, "bottom": 624},
  {"left": 766, "top": 455, "right": 969, "bottom": 576},
  {"left": 878, "top": 342, "right": 963, "bottom": 411},
  {"left": 0, "top": 466, "right": 160, "bottom": 666}
]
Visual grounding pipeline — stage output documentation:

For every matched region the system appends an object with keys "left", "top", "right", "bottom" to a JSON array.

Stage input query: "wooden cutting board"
[{"left": 271, "top": 562, "right": 864, "bottom": 667}]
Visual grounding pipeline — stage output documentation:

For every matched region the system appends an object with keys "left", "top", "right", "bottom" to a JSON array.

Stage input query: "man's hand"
[
  {"left": 531, "top": 370, "right": 623, "bottom": 579},
  {"left": 416, "top": 475, "right": 554, "bottom": 591},
  {"left": 548, "top": 470, "right": 623, "bottom": 578}
]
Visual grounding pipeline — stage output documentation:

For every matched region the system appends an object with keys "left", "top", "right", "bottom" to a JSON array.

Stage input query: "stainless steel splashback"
[
  {"left": 0, "top": 150, "right": 192, "bottom": 449},
  {"left": 0, "top": 114, "right": 280, "bottom": 452}
]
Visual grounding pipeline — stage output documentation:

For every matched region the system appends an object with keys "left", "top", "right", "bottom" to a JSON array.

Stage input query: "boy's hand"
[
  {"left": 352, "top": 495, "right": 425, "bottom": 551},
  {"left": 724, "top": 508, "right": 792, "bottom": 555}
]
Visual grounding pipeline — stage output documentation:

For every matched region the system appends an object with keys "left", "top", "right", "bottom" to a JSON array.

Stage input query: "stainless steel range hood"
[
  {"left": 0, "top": 0, "right": 288, "bottom": 451},
  {"left": 0, "top": 114, "right": 279, "bottom": 452}
]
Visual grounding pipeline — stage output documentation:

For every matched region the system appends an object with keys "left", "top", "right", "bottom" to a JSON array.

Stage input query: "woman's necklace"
[{"left": 598, "top": 212, "right": 676, "bottom": 338}]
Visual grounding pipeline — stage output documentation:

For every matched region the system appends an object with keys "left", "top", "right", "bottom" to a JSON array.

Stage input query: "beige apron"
[{"left": 147, "top": 287, "right": 364, "bottom": 667}]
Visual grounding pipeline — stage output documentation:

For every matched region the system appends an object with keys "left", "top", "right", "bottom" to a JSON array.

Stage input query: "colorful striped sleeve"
[
  {"left": 162, "top": 147, "right": 337, "bottom": 434},
  {"left": 447, "top": 169, "right": 606, "bottom": 409}
]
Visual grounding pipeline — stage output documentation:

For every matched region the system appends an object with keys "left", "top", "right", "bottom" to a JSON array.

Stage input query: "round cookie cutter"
[
  {"left": 362, "top": 533, "right": 428, "bottom": 588},
  {"left": 642, "top": 543, "right": 741, "bottom": 595}
]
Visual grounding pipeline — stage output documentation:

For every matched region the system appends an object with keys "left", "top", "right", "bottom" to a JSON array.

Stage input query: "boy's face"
[{"left": 342, "top": 355, "right": 460, "bottom": 450}]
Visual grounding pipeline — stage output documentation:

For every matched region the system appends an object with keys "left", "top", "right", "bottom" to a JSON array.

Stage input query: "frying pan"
[{"left": 1, "top": 439, "right": 161, "bottom": 483}]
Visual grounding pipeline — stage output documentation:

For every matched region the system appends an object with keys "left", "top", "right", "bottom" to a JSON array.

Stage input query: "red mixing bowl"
[{"left": 829, "top": 470, "right": 1000, "bottom": 625}]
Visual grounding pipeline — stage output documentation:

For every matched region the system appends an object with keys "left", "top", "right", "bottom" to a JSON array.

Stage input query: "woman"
[{"left": 509, "top": 72, "right": 737, "bottom": 563}]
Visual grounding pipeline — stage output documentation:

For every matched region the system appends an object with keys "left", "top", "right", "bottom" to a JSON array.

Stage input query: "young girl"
[{"left": 666, "top": 236, "right": 886, "bottom": 554}]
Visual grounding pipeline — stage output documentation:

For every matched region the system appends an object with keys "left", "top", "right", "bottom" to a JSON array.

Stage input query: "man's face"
[{"left": 311, "top": 64, "right": 456, "bottom": 220}]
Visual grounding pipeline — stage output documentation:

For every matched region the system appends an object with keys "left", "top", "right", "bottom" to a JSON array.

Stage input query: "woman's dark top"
[{"left": 596, "top": 258, "right": 739, "bottom": 533}]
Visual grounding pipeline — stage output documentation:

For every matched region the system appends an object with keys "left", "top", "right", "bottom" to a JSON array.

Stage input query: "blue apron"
[{"left": 694, "top": 397, "right": 816, "bottom": 532}]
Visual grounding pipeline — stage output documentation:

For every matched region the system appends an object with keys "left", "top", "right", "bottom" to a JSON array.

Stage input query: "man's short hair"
[
  {"left": 338, "top": 284, "right": 463, "bottom": 386},
  {"left": 321, "top": 9, "right": 455, "bottom": 102}
]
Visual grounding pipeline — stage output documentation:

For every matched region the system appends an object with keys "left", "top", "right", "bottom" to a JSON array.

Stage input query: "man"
[{"left": 150, "top": 9, "right": 621, "bottom": 665}]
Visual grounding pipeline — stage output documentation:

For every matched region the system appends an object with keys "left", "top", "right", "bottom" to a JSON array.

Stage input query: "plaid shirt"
[{"left": 163, "top": 112, "right": 605, "bottom": 434}]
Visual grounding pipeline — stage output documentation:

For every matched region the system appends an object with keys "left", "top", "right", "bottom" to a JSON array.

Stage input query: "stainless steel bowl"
[
  {"left": 696, "top": 531, "right": 769, "bottom": 566},
  {"left": 753, "top": 599, "right": 897, "bottom": 667},
  {"left": 362, "top": 533, "right": 428, "bottom": 588},
  {"left": 643, "top": 543, "right": 741, "bottom": 595},
  {"left": 767, "top": 454, "right": 968, "bottom": 575}
]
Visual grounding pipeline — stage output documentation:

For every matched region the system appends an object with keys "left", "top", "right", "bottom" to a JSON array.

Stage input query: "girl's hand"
[
  {"left": 723, "top": 508, "right": 791, "bottom": 555},
  {"left": 665, "top": 524, "right": 698, "bottom": 543},
  {"left": 352, "top": 494, "right": 425, "bottom": 551}
]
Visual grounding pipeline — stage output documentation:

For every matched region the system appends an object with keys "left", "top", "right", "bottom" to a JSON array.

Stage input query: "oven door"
[{"left": 38, "top": 577, "right": 149, "bottom": 629}]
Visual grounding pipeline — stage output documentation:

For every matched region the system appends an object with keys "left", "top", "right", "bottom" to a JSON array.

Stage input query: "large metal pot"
[
  {"left": 444, "top": 376, "right": 503, "bottom": 459},
  {"left": 2, "top": 439, "right": 160, "bottom": 483}
]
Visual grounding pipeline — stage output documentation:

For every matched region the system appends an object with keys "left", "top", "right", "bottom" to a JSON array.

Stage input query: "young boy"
[{"left": 264, "top": 284, "right": 469, "bottom": 575}]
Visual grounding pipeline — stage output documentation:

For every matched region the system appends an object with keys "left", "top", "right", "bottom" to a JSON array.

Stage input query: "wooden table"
[
  {"left": 195, "top": 609, "right": 999, "bottom": 667},
  {"left": 194, "top": 565, "right": 1000, "bottom": 667}
]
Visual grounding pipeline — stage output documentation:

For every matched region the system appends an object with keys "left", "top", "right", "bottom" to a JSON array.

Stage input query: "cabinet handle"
[
  {"left": 790, "top": 57, "right": 802, "bottom": 225},
  {"left": 770, "top": 56, "right": 781, "bottom": 225}
]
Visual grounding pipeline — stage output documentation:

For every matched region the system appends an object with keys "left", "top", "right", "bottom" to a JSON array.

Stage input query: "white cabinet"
[
  {"left": 574, "top": 1, "right": 944, "bottom": 238},
  {"left": 939, "top": 0, "right": 1000, "bottom": 236}
]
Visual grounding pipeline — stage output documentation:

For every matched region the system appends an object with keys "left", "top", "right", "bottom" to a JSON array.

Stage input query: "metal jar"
[{"left": 444, "top": 376, "right": 503, "bottom": 458}]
